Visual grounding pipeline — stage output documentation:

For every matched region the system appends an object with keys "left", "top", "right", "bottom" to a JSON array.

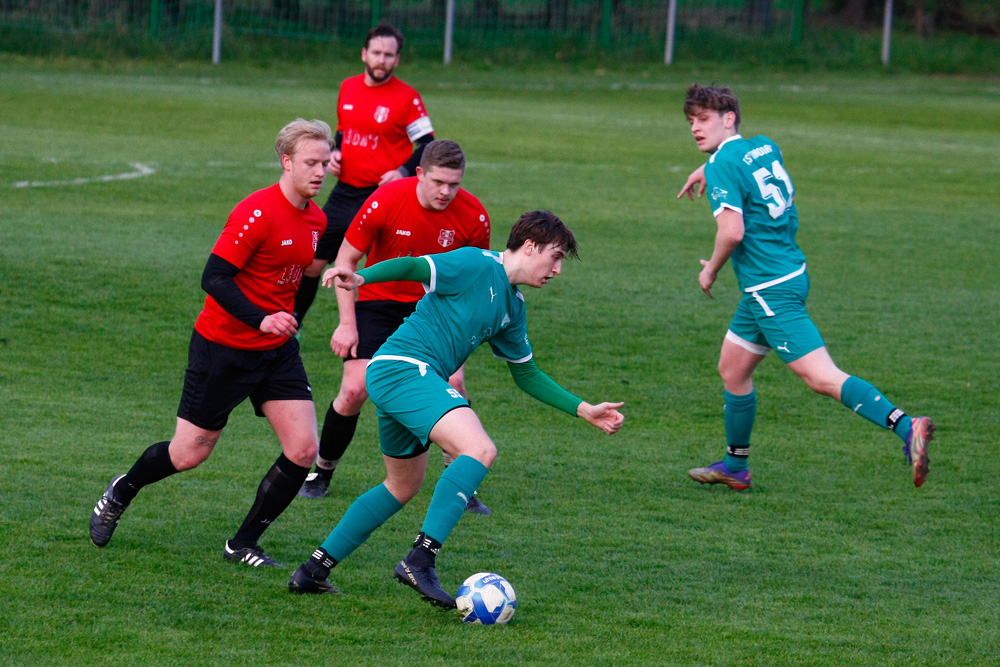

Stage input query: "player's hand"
[
  {"left": 330, "top": 324, "right": 359, "bottom": 359},
  {"left": 328, "top": 150, "right": 342, "bottom": 177},
  {"left": 322, "top": 266, "right": 364, "bottom": 290},
  {"left": 578, "top": 401, "right": 626, "bottom": 434},
  {"left": 378, "top": 168, "right": 404, "bottom": 185},
  {"left": 260, "top": 312, "right": 298, "bottom": 338},
  {"left": 677, "top": 164, "right": 707, "bottom": 200},
  {"left": 698, "top": 259, "right": 716, "bottom": 299}
]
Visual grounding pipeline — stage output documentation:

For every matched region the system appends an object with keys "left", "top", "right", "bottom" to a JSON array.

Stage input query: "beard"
[{"left": 365, "top": 63, "right": 394, "bottom": 83}]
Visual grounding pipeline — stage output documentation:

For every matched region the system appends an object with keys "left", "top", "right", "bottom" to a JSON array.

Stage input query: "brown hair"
[
  {"left": 419, "top": 139, "right": 466, "bottom": 172},
  {"left": 365, "top": 21, "right": 404, "bottom": 52},
  {"left": 506, "top": 210, "right": 579, "bottom": 259},
  {"left": 683, "top": 84, "right": 741, "bottom": 131}
]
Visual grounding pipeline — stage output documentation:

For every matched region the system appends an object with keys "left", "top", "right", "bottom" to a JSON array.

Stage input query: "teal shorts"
[
  {"left": 727, "top": 272, "right": 825, "bottom": 363},
  {"left": 365, "top": 356, "right": 470, "bottom": 459}
]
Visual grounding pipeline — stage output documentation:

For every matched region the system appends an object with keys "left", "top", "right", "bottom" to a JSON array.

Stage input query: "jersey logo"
[
  {"left": 438, "top": 229, "right": 455, "bottom": 248},
  {"left": 374, "top": 105, "right": 390, "bottom": 123},
  {"left": 342, "top": 104, "right": 354, "bottom": 110},
  {"left": 396, "top": 229, "right": 411, "bottom": 237},
  {"left": 501, "top": 314, "right": 510, "bottom": 328},
  {"left": 281, "top": 239, "right": 293, "bottom": 246},
  {"left": 312, "top": 230, "right": 319, "bottom": 251},
  {"left": 711, "top": 187, "right": 728, "bottom": 201},
  {"left": 490, "top": 286, "right": 496, "bottom": 302}
]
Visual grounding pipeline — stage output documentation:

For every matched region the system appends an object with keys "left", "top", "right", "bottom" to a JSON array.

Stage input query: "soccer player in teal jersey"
[
  {"left": 676, "top": 84, "right": 934, "bottom": 491},
  {"left": 287, "top": 211, "right": 625, "bottom": 606}
]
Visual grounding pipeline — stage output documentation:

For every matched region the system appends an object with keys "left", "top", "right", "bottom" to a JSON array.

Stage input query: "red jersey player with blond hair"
[
  {"left": 89, "top": 119, "right": 333, "bottom": 569},
  {"left": 293, "top": 21, "right": 435, "bottom": 330}
]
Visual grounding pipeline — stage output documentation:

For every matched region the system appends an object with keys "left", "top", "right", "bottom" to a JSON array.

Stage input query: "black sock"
[
  {"left": 316, "top": 404, "right": 360, "bottom": 478},
  {"left": 117, "top": 441, "right": 177, "bottom": 505},
  {"left": 407, "top": 531, "right": 442, "bottom": 569},
  {"left": 231, "top": 454, "right": 310, "bottom": 548},
  {"left": 304, "top": 547, "right": 337, "bottom": 579},
  {"left": 293, "top": 274, "right": 321, "bottom": 327}
]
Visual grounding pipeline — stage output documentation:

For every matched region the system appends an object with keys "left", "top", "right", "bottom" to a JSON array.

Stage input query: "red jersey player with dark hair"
[
  {"left": 89, "top": 119, "right": 333, "bottom": 569},
  {"left": 297, "top": 140, "right": 494, "bottom": 516},
  {"left": 293, "top": 20, "right": 436, "bottom": 330}
]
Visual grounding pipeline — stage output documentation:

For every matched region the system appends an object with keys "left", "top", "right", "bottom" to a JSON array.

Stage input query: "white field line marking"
[{"left": 12, "top": 162, "right": 155, "bottom": 188}]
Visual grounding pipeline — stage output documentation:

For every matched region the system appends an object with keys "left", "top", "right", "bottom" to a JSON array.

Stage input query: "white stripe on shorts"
[
  {"left": 368, "top": 354, "right": 430, "bottom": 376},
  {"left": 751, "top": 290, "right": 776, "bottom": 317},
  {"left": 725, "top": 330, "right": 771, "bottom": 356},
  {"left": 743, "top": 263, "right": 806, "bottom": 293}
]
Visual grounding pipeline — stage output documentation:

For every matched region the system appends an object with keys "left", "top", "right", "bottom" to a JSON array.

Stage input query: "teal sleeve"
[
  {"left": 356, "top": 256, "right": 432, "bottom": 285},
  {"left": 507, "top": 359, "right": 582, "bottom": 417}
]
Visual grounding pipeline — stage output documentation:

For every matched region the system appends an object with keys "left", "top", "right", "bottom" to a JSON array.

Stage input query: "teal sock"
[
  {"left": 723, "top": 390, "right": 755, "bottom": 472},
  {"left": 420, "top": 455, "right": 489, "bottom": 544},
  {"left": 840, "top": 376, "right": 910, "bottom": 442},
  {"left": 320, "top": 483, "right": 403, "bottom": 563}
]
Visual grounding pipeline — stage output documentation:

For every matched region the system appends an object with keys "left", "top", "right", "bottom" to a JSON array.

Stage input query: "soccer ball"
[{"left": 455, "top": 572, "right": 517, "bottom": 625}]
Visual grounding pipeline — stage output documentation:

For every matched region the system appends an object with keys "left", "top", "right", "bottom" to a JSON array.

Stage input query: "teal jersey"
[
  {"left": 705, "top": 134, "right": 806, "bottom": 291},
  {"left": 375, "top": 247, "right": 532, "bottom": 379}
]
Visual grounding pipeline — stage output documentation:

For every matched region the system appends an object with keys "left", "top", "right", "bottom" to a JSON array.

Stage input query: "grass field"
[{"left": 1, "top": 56, "right": 998, "bottom": 665}]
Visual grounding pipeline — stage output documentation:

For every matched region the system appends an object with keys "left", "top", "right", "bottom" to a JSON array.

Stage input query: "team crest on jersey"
[
  {"left": 711, "top": 187, "right": 728, "bottom": 201},
  {"left": 312, "top": 230, "right": 319, "bottom": 251},
  {"left": 438, "top": 229, "right": 456, "bottom": 248},
  {"left": 374, "top": 106, "right": 390, "bottom": 123}
]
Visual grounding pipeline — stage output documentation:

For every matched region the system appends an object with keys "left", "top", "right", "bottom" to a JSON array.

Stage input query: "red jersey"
[
  {"left": 345, "top": 177, "right": 491, "bottom": 303},
  {"left": 335, "top": 74, "right": 433, "bottom": 188},
  {"left": 195, "top": 183, "right": 327, "bottom": 350}
]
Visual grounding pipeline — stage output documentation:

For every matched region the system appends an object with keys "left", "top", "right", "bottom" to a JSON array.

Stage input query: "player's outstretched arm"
[
  {"left": 676, "top": 163, "right": 707, "bottom": 200},
  {"left": 577, "top": 401, "right": 626, "bottom": 434},
  {"left": 322, "top": 266, "right": 364, "bottom": 291}
]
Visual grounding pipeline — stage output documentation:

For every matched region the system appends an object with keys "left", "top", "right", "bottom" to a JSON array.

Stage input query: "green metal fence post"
[
  {"left": 150, "top": 0, "right": 161, "bottom": 40},
  {"left": 792, "top": 0, "right": 804, "bottom": 45},
  {"left": 600, "top": 0, "right": 612, "bottom": 48}
]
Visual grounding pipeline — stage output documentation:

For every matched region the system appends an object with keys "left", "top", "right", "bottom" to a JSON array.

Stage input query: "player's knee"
[
  {"left": 284, "top": 439, "right": 318, "bottom": 468},
  {"left": 719, "top": 364, "right": 750, "bottom": 392},
  {"left": 457, "top": 441, "right": 496, "bottom": 468},
  {"left": 170, "top": 447, "right": 211, "bottom": 471},
  {"left": 335, "top": 383, "right": 368, "bottom": 413}
]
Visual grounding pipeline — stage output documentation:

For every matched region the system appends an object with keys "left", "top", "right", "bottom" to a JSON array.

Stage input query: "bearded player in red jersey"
[
  {"left": 297, "top": 140, "right": 494, "bottom": 515},
  {"left": 293, "top": 21, "right": 435, "bottom": 331},
  {"left": 89, "top": 119, "right": 333, "bottom": 568}
]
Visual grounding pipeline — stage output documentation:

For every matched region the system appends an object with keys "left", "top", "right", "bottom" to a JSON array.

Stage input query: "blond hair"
[{"left": 275, "top": 119, "right": 333, "bottom": 159}]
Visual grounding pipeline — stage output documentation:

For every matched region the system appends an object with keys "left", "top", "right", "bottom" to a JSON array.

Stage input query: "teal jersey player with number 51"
[{"left": 677, "top": 83, "right": 934, "bottom": 492}]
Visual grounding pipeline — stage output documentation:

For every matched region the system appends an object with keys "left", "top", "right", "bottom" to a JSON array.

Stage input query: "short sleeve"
[
  {"left": 404, "top": 94, "right": 433, "bottom": 142},
  {"left": 344, "top": 191, "right": 386, "bottom": 254},
  {"left": 424, "top": 247, "right": 490, "bottom": 296},
  {"left": 489, "top": 310, "right": 532, "bottom": 364},
  {"left": 706, "top": 156, "right": 744, "bottom": 218},
  {"left": 211, "top": 201, "right": 268, "bottom": 270}
]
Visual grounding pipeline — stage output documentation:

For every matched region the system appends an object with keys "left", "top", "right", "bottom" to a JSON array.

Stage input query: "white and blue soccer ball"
[{"left": 455, "top": 572, "right": 517, "bottom": 625}]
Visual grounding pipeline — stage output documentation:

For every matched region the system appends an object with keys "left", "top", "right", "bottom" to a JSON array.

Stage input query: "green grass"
[{"left": 1, "top": 56, "right": 998, "bottom": 665}]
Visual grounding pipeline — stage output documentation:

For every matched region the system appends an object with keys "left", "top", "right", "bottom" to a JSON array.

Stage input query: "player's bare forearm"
[
  {"left": 699, "top": 209, "right": 743, "bottom": 297},
  {"left": 577, "top": 401, "right": 626, "bottom": 434},
  {"left": 322, "top": 266, "right": 364, "bottom": 291}
]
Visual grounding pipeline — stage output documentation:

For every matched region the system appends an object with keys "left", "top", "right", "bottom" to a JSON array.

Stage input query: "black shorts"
[
  {"left": 352, "top": 300, "right": 418, "bottom": 360},
  {"left": 177, "top": 330, "right": 313, "bottom": 431},
  {"left": 316, "top": 182, "right": 378, "bottom": 261}
]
